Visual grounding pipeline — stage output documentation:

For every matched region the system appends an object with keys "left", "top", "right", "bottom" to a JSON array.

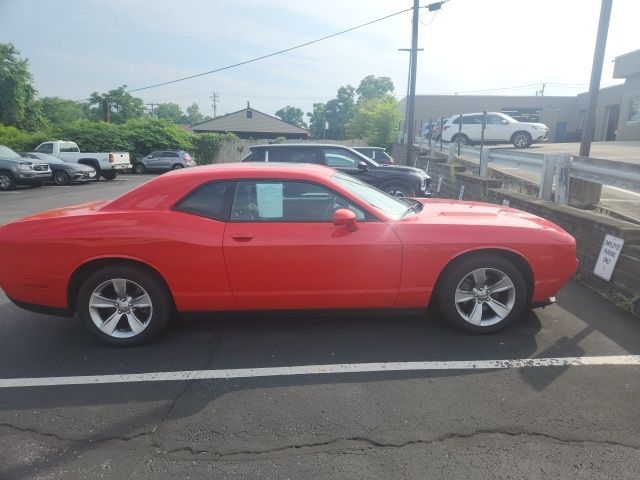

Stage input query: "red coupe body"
[{"left": 0, "top": 163, "right": 577, "bottom": 316}]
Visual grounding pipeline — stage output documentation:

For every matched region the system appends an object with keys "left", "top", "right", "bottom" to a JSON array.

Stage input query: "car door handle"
[{"left": 231, "top": 233, "right": 254, "bottom": 241}]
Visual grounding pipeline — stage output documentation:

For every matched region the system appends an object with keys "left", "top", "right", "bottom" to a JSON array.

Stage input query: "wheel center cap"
[{"left": 116, "top": 299, "right": 131, "bottom": 312}]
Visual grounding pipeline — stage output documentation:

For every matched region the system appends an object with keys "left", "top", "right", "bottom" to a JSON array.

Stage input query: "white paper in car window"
[{"left": 256, "top": 183, "right": 283, "bottom": 218}]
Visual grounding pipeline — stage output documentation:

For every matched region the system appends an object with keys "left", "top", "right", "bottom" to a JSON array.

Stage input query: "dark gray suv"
[
  {"left": 242, "top": 144, "right": 430, "bottom": 198},
  {"left": 0, "top": 145, "right": 52, "bottom": 191}
]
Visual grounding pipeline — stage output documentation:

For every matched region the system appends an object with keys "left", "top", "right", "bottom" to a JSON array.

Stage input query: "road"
[{"left": 1, "top": 175, "right": 639, "bottom": 479}]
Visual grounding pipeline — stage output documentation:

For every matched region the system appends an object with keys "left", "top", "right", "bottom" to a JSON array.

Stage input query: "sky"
[{"left": 0, "top": 0, "right": 638, "bottom": 119}]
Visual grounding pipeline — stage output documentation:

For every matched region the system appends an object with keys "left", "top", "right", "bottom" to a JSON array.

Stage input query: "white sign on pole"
[
  {"left": 458, "top": 185, "right": 465, "bottom": 200},
  {"left": 593, "top": 234, "right": 624, "bottom": 281},
  {"left": 437, "top": 176, "right": 443, "bottom": 193}
]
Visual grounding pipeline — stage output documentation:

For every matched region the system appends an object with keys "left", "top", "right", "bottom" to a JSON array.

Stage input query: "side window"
[
  {"left": 231, "top": 180, "right": 367, "bottom": 222},
  {"left": 174, "top": 182, "right": 233, "bottom": 221},
  {"left": 462, "top": 115, "right": 483, "bottom": 125},
  {"left": 36, "top": 143, "right": 53, "bottom": 154},
  {"left": 322, "top": 148, "right": 360, "bottom": 169},
  {"left": 487, "top": 115, "right": 504, "bottom": 125},
  {"left": 286, "top": 149, "right": 319, "bottom": 164},
  {"left": 165, "top": 152, "right": 180, "bottom": 158}
]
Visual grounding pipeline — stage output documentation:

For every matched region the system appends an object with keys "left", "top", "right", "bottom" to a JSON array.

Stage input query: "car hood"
[
  {"left": 61, "top": 162, "right": 95, "bottom": 172},
  {"left": 378, "top": 164, "right": 429, "bottom": 177},
  {"left": 411, "top": 198, "right": 569, "bottom": 235}
]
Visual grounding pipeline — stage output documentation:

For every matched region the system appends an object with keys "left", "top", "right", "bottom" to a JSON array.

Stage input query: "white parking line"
[{"left": 1, "top": 355, "right": 639, "bottom": 388}]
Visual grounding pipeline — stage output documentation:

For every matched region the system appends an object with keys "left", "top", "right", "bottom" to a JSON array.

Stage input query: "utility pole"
[
  {"left": 210, "top": 92, "right": 219, "bottom": 118},
  {"left": 405, "top": 0, "right": 420, "bottom": 167},
  {"left": 580, "top": 0, "right": 613, "bottom": 158},
  {"left": 145, "top": 103, "right": 158, "bottom": 116},
  {"left": 102, "top": 99, "right": 111, "bottom": 123}
]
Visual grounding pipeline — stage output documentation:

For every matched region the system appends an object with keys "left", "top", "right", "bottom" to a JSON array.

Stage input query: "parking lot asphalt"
[{"left": 1, "top": 174, "right": 639, "bottom": 479}]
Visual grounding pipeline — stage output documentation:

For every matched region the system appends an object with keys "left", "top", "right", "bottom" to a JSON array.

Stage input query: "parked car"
[
  {"left": 242, "top": 144, "right": 430, "bottom": 198},
  {"left": 0, "top": 145, "right": 52, "bottom": 191},
  {"left": 33, "top": 140, "right": 131, "bottom": 180},
  {"left": 441, "top": 112, "right": 549, "bottom": 148},
  {"left": 133, "top": 150, "right": 196, "bottom": 174},
  {"left": 0, "top": 163, "right": 577, "bottom": 345},
  {"left": 353, "top": 147, "right": 395, "bottom": 164},
  {"left": 20, "top": 152, "right": 97, "bottom": 185}
]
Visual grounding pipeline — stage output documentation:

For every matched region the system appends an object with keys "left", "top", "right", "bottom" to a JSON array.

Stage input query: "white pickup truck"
[{"left": 34, "top": 140, "right": 131, "bottom": 180}]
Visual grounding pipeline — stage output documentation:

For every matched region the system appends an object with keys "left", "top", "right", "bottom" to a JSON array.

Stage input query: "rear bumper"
[{"left": 110, "top": 163, "right": 132, "bottom": 171}]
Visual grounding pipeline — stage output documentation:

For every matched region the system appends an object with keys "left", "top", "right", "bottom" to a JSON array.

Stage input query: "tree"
[
  {"left": 275, "top": 105, "right": 307, "bottom": 128},
  {"left": 306, "top": 85, "right": 355, "bottom": 140},
  {"left": 0, "top": 43, "right": 47, "bottom": 130},
  {"left": 88, "top": 85, "right": 145, "bottom": 124},
  {"left": 184, "top": 103, "right": 204, "bottom": 125},
  {"left": 345, "top": 94, "right": 401, "bottom": 150},
  {"left": 155, "top": 102, "right": 184, "bottom": 123},
  {"left": 35, "top": 96, "right": 86, "bottom": 125},
  {"left": 356, "top": 75, "right": 394, "bottom": 103}
]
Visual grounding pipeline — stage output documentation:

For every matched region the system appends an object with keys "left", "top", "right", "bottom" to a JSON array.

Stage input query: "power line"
[{"left": 124, "top": 6, "right": 415, "bottom": 95}]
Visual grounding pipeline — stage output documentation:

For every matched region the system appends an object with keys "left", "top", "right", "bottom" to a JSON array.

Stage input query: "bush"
[{"left": 0, "top": 120, "right": 236, "bottom": 162}]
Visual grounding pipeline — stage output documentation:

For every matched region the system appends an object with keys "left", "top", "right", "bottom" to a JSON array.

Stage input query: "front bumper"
[
  {"left": 72, "top": 170, "right": 98, "bottom": 182},
  {"left": 534, "top": 130, "right": 550, "bottom": 142},
  {"left": 17, "top": 171, "right": 52, "bottom": 184}
]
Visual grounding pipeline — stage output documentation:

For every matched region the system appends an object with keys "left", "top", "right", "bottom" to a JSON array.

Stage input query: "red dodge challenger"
[{"left": 0, "top": 163, "right": 578, "bottom": 346}]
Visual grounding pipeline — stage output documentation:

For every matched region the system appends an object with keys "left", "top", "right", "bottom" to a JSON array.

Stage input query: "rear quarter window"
[{"left": 174, "top": 182, "right": 234, "bottom": 221}]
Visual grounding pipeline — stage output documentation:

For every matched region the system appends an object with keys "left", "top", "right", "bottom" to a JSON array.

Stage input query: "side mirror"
[
  {"left": 357, "top": 161, "right": 368, "bottom": 170},
  {"left": 332, "top": 208, "right": 358, "bottom": 231}
]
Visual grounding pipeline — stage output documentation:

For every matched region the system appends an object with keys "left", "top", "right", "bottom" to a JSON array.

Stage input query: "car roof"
[
  {"left": 356, "top": 146, "right": 385, "bottom": 150},
  {"left": 104, "top": 162, "right": 338, "bottom": 211},
  {"left": 250, "top": 143, "right": 354, "bottom": 149}
]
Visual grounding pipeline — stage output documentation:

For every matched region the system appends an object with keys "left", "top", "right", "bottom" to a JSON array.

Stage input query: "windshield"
[
  {"left": 0, "top": 145, "right": 22, "bottom": 159},
  {"left": 27, "top": 152, "right": 66, "bottom": 164},
  {"left": 333, "top": 172, "right": 417, "bottom": 219}
]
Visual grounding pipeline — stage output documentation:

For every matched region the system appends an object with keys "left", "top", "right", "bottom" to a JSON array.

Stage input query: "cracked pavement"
[{"left": 1, "top": 174, "right": 640, "bottom": 479}]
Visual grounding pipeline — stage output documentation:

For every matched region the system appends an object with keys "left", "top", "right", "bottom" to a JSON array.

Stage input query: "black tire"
[
  {"left": 0, "top": 171, "right": 16, "bottom": 191},
  {"left": 382, "top": 180, "right": 416, "bottom": 198},
  {"left": 436, "top": 253, "right": 528, "bottom": 334},
  {"left": 77, "top": 265, "right": 172, "bottom": 346},
  {"left": 451, "top": 133, "right": 469, "bottom": 146},
  {"left": 171, "top": 163, "right": 184, "bottom": 171},
  {"left": 102, "top": 170, "right": 118, "bottom": 181},
  {"left": 133, "top": 163, "right": 146, "bottom": 174},
  {"left": 53, "top": 170, "right": 71, "bottom": 186},
  {"left": 512, "top": 131, "right": 532, "bottom": 148}
]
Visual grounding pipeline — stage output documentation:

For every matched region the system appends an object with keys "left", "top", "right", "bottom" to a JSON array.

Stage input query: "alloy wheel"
[
  {"left": 0, "top": 174, "right": 11, "bottom": 190},
  {"left": 88, "top": 278, "right": 153, "bottom": 338},
  {"left": 514, "top": 134, "right": 529, "bottom": 148},
  {"left": 454, "top": 268, "right": 516, "bottom": 326}
]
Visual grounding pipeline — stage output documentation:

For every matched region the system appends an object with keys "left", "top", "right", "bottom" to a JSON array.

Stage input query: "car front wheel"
[
  {"left": 54, "top": 170, "right": 71, "bottom": 186},
  {"left": 133, "top": 163, "right": 145, "bottom": 174},
  {"left": 77, "top": 265, "right": 172, "bottom": 346},
  {"left": 512, "top": 132, "right": 532, "bottom": 148},
  {"left": 436, "top": 254, "right": 528, "bottom": 334}
]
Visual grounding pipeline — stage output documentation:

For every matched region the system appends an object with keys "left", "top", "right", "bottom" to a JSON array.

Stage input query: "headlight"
[
  {"left": 532, "top": 125, "right": 547, "bottom": 131},
  {"left": 18, "top": 162, "right": 33, "bottom": 171}
]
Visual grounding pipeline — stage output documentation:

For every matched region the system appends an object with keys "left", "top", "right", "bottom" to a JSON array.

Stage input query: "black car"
[
  {"left": 242, "top": 144, "right": 430, "bottom": 198},
  {"left": 353, "top": 147, "right": 395, "bottom": 164},
  {"left": 20, "top": 152, "right": 97, "bottom": 185}
]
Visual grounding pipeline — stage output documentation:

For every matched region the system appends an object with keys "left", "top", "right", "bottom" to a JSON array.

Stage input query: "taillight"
[
  {"left": 108, "top": 153, "right": 114, "bottom": 163},
  {"left": 183, "top": 153, "right": 191, "bottom": 160}
]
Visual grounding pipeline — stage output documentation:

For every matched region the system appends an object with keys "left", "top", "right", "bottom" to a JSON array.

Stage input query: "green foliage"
[
  {"left": 88, "top": 85, "right": 146, "bottom": 124},
  {"left": 191, "top": 132, "right": 235, "bottom": 164},
  {"left": 612, "top": 294, "right": 640, "bottom": 317},
  {"left": 35, "top": 96, "right": 86, "bottom": 125},
  {"left": 121, "top": 119, "right": 193, "bottom": 160},
  {"left": 155, "top": 102, "right": 184, "bottom": 123},
  {"left": 356, "top": 75, "right": 394, "bottom": 103},
  {"left": 0, "top": 123, "right": 51, "bottom": 151},
  {"left": 345, "top": 95, "right": 401, "bottom": 150},
  {"left": 275, "top": 106, "right": 307, "bottom": 128},
  {"left": 273, "top": 136, "right": 287, "bottom": 144},
  {"left": 0, "top": 43, "right": 47, "bottom": 130},
  {"left": 185, "top": 103, "right": 205, "bottom": 125}
]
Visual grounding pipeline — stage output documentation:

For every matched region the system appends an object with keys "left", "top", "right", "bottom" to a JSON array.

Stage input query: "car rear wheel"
[
  {"left": 451, "top": 134, "right": 469, "bottom": 146},
  {"left": 53, "top": 170, "right": 71, "bottom": 186},
  {"left": 133, "top": 163, "right": 145, "bottom": 174},
  {"left": 512, "top": 131, "right": 532, "bottom": 148},
  {"left": 436, "top": 254, "right": 527, "bottom": 334},
  {"left": 77, "top": 265, "right": 172, "bottom": 346},
  {"left": 382, "top": 181, "right": 415, "bottom": 198},
  {"left": 0, "top": 171, "right": 16, "bottom": 191},
  {"left": 171, "top": 164, "right": 184, "bottom": 170},
  {"left": 102, "top": 170, "right": 118, "bottom": 181}
]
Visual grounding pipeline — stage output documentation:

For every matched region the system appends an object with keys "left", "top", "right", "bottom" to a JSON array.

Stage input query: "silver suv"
[
  {"left": 133, "top": 150, "right": 196, "bottom": 174},
  {"left": 0, "top": 145, "right": 52, "bottom": 191}
]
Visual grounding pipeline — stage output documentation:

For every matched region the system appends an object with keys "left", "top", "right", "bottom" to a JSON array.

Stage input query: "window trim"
[
  {"left": 171, "top": 180, "right": 236, "bottom": 222},
  {"left": 627, "top": 97, "right": 640, "bottom": 124},
  {"left": 228, "top": 178, "right": 379, "bottom": 223}
]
